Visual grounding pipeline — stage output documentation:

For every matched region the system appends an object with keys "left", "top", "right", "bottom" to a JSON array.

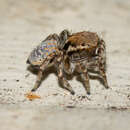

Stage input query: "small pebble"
[
  {"left": 3, "top": 79, "right": 7, "bottom": 82},
  {"left": 16, "top": 79, "right": 19, "bottom": 82}
]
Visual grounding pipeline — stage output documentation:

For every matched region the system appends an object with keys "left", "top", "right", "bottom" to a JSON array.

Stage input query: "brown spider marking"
[{"left": 27, "top": 30, "right": 109, "bottom": 95}]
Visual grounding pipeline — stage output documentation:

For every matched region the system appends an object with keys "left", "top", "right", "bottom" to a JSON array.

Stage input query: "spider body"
[{"left": 27, "top": 30, "right": 109, "bottom": 95}]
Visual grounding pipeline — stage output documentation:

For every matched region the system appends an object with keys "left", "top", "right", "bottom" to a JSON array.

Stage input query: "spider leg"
[
  {"left": 57, "top": 64, "right": 75, "bottom": 95},
  {"left": 78, "top": 63, "right": 91, "bottom": 95},
  {"left": 99, "top": 66, "right": 109, "bottom": 89},
  {"left": 31, "top": 70, "right": 43, "bottom": 92},
  {"left": 97, "top": 39, "right": 109, "bottom": 89},
  {"left": 31, "top": 59, "right": 50, "bottom": 92}
]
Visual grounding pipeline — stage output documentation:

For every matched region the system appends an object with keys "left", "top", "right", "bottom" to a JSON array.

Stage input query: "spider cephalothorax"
[{"left": 27, "top": 30, "right": 109, "bottom": 95}]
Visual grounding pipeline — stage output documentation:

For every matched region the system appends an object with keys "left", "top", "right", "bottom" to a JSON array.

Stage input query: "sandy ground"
[{"left": 0, "top": 0, "right": 130, "bottom": 130}]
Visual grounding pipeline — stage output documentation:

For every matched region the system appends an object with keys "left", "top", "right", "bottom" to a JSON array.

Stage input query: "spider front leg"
[
  {"left": 31, "top": 70, "right": 43, "bottom": 92},
  {"left": 99, "top": 66, "right": 109, "bottom": 89},
  {"left": 78, "top": 63, "right": 91, "bottom": 95},
  {"left": 57, "top": 64, "right": 75, "bottom": 95},
  {"left": 98, "top": 39, "right": 109, "bottom": 89}
]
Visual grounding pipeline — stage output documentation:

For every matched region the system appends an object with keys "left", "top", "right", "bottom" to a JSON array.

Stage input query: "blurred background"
[{"left": 0, "top": 0, "right": 130, "bottom": 130}]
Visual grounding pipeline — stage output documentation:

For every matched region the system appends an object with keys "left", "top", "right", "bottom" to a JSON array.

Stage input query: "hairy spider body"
[
  {"left": 27, "top": 30, "right": 109, "bottom": 95},
  {"left": 62, "top": 31, "right": 109, "bottom": 94}
]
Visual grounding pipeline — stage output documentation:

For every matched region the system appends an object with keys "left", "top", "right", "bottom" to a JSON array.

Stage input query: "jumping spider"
[{"left": 27, "top": 30, "right": 109, "bottom": 95}]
